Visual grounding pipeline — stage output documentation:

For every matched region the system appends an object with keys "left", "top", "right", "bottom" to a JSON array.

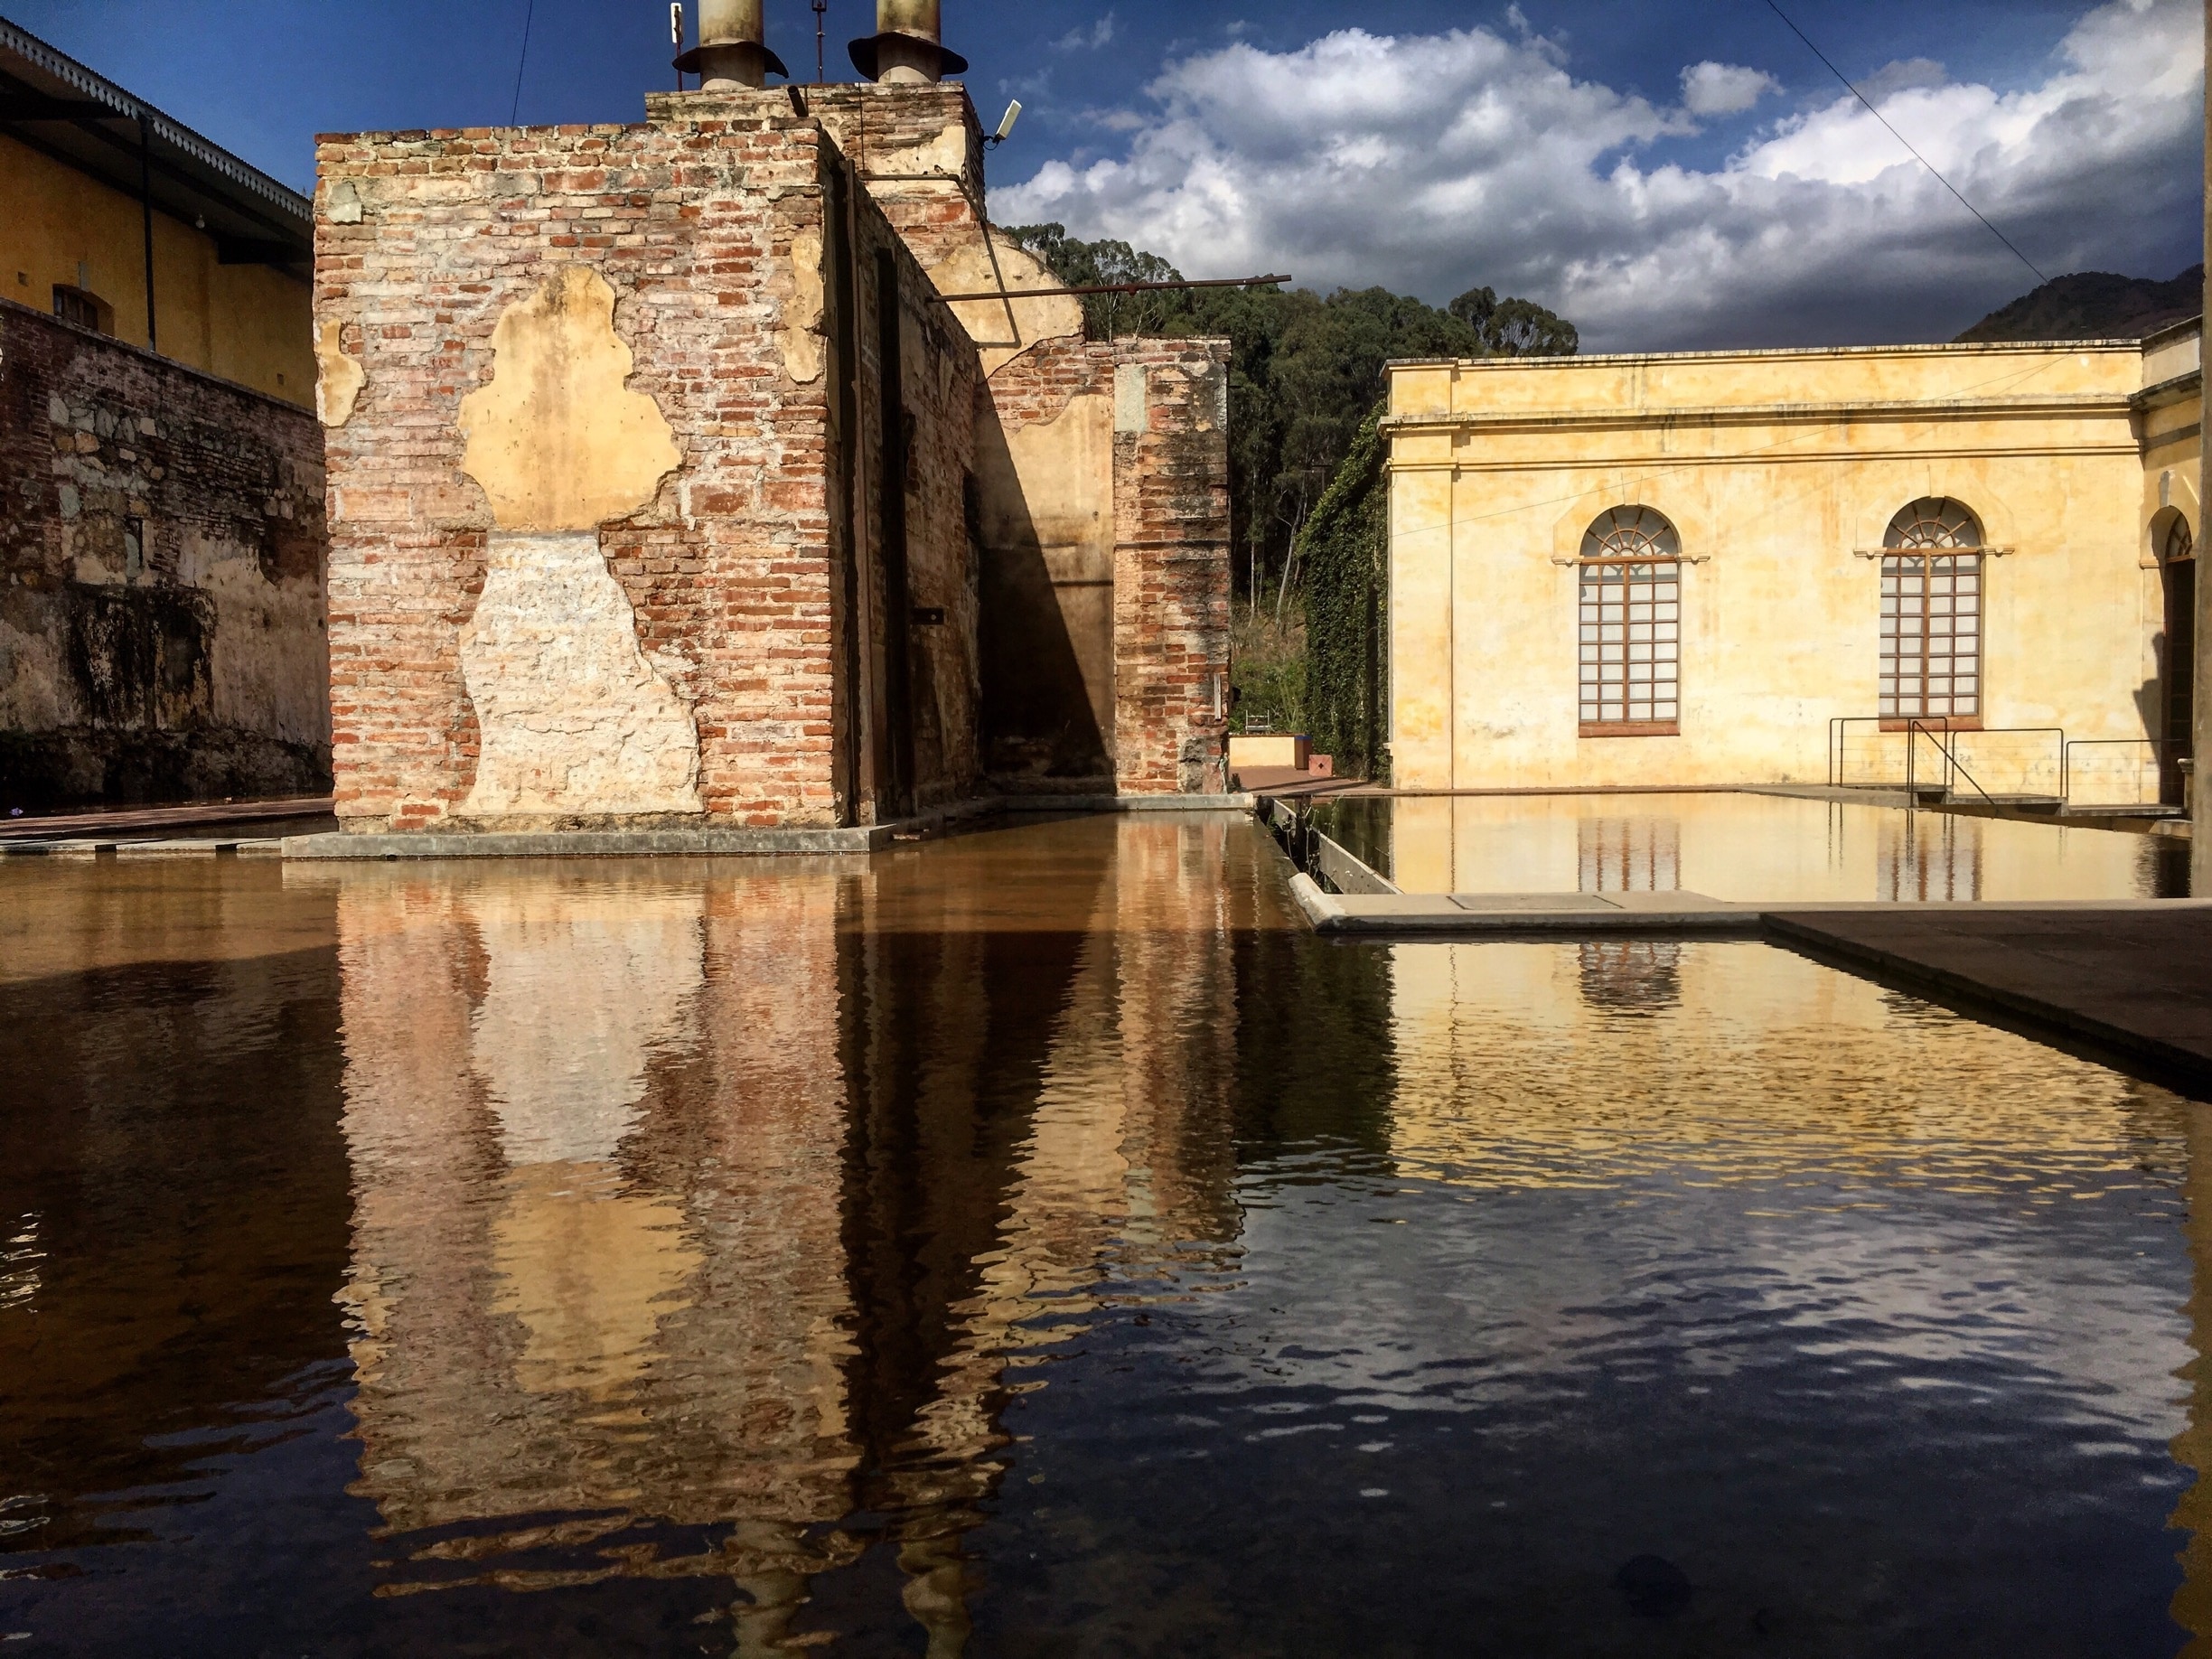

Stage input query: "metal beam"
[
  {"left": 138, "top": 110, "right": 155, "bottom": 351},
  {"left": 934, "top": 273, "right": 1292, "bottom": 303},
  {"left": 0, "top": 94, "right": 108, "bottom": 119},
  {"left": 215, "top": 237, "right": 301, "bottom": 267}
]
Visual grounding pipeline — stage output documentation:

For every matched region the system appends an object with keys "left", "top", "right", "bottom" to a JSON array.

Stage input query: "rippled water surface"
[{"left": 2, "top": 813, "right": 2207, "bottom": 1655}]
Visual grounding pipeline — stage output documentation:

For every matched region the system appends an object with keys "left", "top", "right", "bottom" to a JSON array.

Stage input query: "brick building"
[{"left": 314, "top": 46, "right": 1232, "bottom": 837}]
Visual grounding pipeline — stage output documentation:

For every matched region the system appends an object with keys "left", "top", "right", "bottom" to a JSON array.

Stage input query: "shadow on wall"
[
  {"left": 971, "top": 395, "right": 1111, "bottom": 786},
  {"left": 2, "top": 583, "right": 329, "bottom": 809}
]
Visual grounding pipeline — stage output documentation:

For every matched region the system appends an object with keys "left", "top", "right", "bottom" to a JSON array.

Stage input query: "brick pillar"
[{"left": 1111, "top": 340, "right": 1233, "bottom": 794}]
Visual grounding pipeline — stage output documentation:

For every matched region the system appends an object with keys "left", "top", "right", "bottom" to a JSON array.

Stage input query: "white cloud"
[
  {"left": 1054, "top": 12, "right": 1117, "bottom": 52},
  {"left": 993, "top": 0, "right": 2205, "bottom": 351},
  {"left": 1680, "top": 60, "right": 1779, "bottom": 117}
]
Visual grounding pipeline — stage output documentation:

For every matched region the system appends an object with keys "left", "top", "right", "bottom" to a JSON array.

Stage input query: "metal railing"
[
  {"left": 1828, "top": 717, "right": 1898, "bottom": 789},
  {"left": 2061, "top": 737, "right": 2189, "bottom": 809},
  {"left": 1832, "top": 717, "right": 2065, "bottom": 801},
  {"left": 1904, "top": 723, "right": 2065, "bottom": 806},
  {"left": 1905, "top": 721, "right": 1992, "bottom": 808}
]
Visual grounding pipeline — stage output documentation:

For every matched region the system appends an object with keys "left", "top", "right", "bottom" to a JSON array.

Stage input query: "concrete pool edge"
[{"left": 276, "top": 794, "right": 1258, "bottom": 860}]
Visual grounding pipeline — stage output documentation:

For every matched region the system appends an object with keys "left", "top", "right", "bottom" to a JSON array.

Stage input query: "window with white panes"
[
  {"left": 1579, "top": 507, "right": 1681, "bottom": 735},
  {"left": 1879, "top": 498, "right": 1982, "bottom": 728}
]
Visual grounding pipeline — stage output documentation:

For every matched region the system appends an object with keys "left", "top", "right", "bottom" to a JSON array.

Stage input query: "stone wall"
[
  {"left": 314, "top": 94, "right": 977, "bottom": 832},
  {"left": 0, "top": 296, "right": 329, "bottom": 810}
]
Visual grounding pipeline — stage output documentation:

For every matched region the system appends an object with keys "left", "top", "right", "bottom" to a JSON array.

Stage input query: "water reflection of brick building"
[{"left": 322, "top": 813, "right": 1255, "bottom": 1644}]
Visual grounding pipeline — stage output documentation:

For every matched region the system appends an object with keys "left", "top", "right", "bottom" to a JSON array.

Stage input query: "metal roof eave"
[{"left": 0, "top": 15, "right": 311, "bottom": 267}]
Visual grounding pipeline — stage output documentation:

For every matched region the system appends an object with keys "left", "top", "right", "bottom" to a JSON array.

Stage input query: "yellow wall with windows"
[
  {"left": 1387, "top": 330, "right": 2200, "bottom": 792},
  {"left": 0, "top": 131, "right": 312, "bottom": 406}
]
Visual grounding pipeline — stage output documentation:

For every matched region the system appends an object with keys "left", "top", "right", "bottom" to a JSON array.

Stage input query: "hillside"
[{"left": 1954, "top": 266, "right": 2203, "bottom": 342}]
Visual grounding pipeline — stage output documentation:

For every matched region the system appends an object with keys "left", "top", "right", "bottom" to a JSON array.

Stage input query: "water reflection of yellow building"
[
  {"left": 1384, "top": 790, "right": 2170, "bottom": 901},
  {"left": 1386, "top": 937, "right": 2188, "bottom": 1191},
  {"left": 308, "top": 813, "right": 1261, "bottom": 1648}
]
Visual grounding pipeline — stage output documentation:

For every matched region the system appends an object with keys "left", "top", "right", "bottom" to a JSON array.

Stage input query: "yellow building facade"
[
  {"left": 0, "top": 19, "right": 313, "bottom": 405},
  {"left": 1387, "top": 323, "right": 2202, "bottom": 799}
]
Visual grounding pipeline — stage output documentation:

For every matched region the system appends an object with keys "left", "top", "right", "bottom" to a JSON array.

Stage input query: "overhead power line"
[
  {"left": 1760, "top": 0, "right": 2050, "bottom": 287},
  {"left": 511, "top": 0, "right": 537, "bottom": 126}
]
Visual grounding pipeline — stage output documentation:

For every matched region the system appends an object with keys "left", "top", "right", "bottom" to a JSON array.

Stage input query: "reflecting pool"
[
  {"left": 1, "top": 813, "right": 2207, "bottom": 1654},
  {"left": 1307, "top": 790, "right": 2192, "bottom": 901}
]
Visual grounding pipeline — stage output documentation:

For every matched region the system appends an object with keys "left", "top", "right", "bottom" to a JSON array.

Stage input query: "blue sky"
[{"left": 7, "top": 0, "right": 2199, "bottom": 349}]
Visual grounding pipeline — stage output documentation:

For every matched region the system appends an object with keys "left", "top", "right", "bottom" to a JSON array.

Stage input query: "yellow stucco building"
[
  {"left": 0, "top": 17, "right": 313, "bottom": 404},
  {"left": 1387, "top": 321, "right": 2202, "bottom": 803}
]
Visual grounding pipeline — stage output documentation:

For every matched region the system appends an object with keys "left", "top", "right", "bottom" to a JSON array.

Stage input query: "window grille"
[
  {"left": 51, "top": 286, "right": 105, "bottom": 333},
  {"left": 1578, "top": 507, "right": 1680, "bottom": 735},
  {"left": 1879, "top": 497, "right": 1982, "bottom": 727},
  {"left": 2166, "top": 515, "right": 2194, "bottom": 566}
]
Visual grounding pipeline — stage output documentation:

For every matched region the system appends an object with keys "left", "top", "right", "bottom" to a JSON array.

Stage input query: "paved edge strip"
[
  {"left": 1287, "top": 873, "right": 1345, "bottom": 930},
  {"left": 278, "top": 794, "right": 1257, "bottom": 860}
]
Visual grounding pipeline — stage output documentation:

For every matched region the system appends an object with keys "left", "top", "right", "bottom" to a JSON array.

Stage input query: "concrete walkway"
[{"left": 0, "top": 796, "right": 334, "bottom": 840}]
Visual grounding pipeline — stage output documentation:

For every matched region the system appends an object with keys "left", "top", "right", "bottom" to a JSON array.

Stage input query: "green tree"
[{"left": 1296, "top": 401, "right": 1389, "bottom": 775}]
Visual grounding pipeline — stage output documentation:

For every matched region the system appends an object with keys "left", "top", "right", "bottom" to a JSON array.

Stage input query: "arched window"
[
  {"left": 1579, "top": 507, "right": 1681, "bottom": 735},
  {"left": 2164, "top": 514, "right": 2194, "bottom": 567},
  {"left": 1879, "top": 497, "right": 1982, "bottom": 727}
]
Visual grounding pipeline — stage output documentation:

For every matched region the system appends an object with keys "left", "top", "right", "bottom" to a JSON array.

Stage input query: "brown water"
[{"left": 1, "top": 813, "right": 2207, "bottom": 1655}]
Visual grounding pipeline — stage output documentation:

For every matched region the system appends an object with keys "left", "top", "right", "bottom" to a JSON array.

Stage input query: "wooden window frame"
[
  {"left": 51, "top": 284, "right": 112, "bottom": 335},
  {"left": 1879, "top": 548, "right": 1982, "bottom": 728},
  {"left": 1578, "top": 554, "right": 1682, "bottom": 737}
]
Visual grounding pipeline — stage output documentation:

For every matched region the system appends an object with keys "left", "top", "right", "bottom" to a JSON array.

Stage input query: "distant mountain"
[{"left": 1954, "top": 266, "right": 2203, "bottom": 343}]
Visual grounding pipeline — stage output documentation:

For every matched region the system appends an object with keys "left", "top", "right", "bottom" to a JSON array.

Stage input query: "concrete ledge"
[
  {"left": 1313, "top": 830, "right": 1398, "bottom": 896},
  {"left": 1308, "top": 888, "right": 1759, "bottom": 935},
  {"left": 0, "top": 796, "right": 335, "bottom": 842},
  {"left": 996, "top": 792, "right": 1254, "bottom": 813},
  {"left": 1, "top": 836, "right": 285, "bottom": 858},
  {"left": 280, "top": 793, "right": 1256, "bottom": 860},
  {"left": 284, "top": 826, "right": 895, "bottom": 859},
  {"left": 1287, "top": 872, "right": 1345, "bottom": 930}
]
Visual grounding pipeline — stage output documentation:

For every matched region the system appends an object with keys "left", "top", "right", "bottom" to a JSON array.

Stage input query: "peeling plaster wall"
[
  {"left": 0, "top": 297, "right": 330, "bottom": 810},
  {"left": 314, "top": 81, "right": 1218, "bottom": 831},
  {"left": 976, "top": 340, "right": 1116, "bottom": 787},
  {"left": 316, "top": 99, "right": 979, "bottom": 831},
  {"left": 977, "top": 336, "right": 1232, "bottom": 795}
]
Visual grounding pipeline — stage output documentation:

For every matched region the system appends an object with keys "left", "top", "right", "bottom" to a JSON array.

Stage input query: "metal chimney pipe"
[
  {"left": 848, "top": 0, "right": 969, "bottom": 83},
  {"left": 674, "top": 0, "right": 789, "bottom": 90}
]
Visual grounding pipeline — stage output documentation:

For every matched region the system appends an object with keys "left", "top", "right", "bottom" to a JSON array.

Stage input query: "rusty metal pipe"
[
  {"left": 675, "top": 0, "right": 789, "bottom": 89},
  {"left": 848, "top": 0, "right": 967, "bottom": 83}
]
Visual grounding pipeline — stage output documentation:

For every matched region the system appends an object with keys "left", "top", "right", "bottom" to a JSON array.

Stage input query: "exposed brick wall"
[
  {"left": 804, "top": 85, "right": 986, "bottom": 276},
  {"left": 1112, "top": 340, "right": 1233, "bottom": 794},
  {"left": 315, "top": 94, "right": 976, "bottom": 831},
  {"left": 0, "top": 297, "right": 329, "bottom": 810},
  {"left": 314, "top": 79, "right": 1223, "bottom": 831},
  {"left": 988, "top": 336, "right": 1111, "bottom": 433}
]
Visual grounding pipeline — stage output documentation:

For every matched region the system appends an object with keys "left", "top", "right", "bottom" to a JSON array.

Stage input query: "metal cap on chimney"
[
  {"left": 675, "top": 0, "right": 789, "bottom": 89},
  {"left": 848, "top": 0, "right": 969, "bottom": 83}
]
